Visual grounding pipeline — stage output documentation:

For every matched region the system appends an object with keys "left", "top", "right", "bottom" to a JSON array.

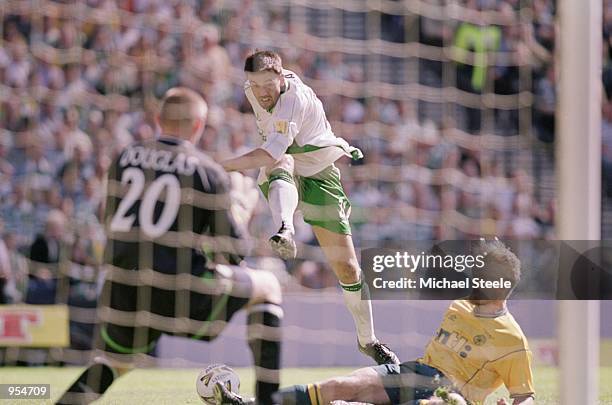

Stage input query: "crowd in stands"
[{"left": 0, "top": 0, "right": 606, "bottom": 306}]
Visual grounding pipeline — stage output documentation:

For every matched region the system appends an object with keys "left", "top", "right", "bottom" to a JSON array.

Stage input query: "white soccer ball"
[{"left": 196, "top": 363, "right": 241, "bottom": 404}]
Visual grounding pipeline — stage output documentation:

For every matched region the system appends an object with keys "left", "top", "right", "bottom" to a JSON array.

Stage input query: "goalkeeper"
[
  {"left": 56, "top": 88, "right": 281, "bottom": 405},
  {"left": 216, "top": 240, "right": 535, "bottom": 405},
  {"left": 221, "top": 50, "right": 398, "bottom": 365}
]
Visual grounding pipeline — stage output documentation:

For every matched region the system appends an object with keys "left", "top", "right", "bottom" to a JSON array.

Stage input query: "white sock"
[
  {"left": 340, "top": 279, "right": 376, "bottom": 346},
  {"left": 268, "top": 179, "right": 298, "bottom": 233}
]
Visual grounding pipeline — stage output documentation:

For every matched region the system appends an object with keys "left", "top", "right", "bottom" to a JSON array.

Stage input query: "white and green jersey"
[{"left": 244, "top": 69, "right": 361, "bottom": 177}]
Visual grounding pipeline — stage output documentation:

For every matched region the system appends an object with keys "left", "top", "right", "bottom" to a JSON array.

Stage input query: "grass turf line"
[{"left": 0, "top": 367, "right": 610, "bottom": 404}]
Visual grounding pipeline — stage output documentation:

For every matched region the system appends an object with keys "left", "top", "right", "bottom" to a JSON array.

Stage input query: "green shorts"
[{"left": 259, "top": 165, "right": 352, "bottom": 235}]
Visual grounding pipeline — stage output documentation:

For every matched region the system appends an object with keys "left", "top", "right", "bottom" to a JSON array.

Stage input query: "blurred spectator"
[
  {"left": 532, "top": 0, "right": 555, "bottom": 51},
  {"left": 3, "top": 232, "right": 28, "bottom": 303},
  {"left": 1, "top": 184, "right": 35, "bottom": 245},
  {"left": 56, "top": 64, "right": 90, "bottom": 107},
  {"left": 62, "top": 107, "right": 93, "bottom": 159},
  {"left": 182, "top": 24, "right": 232, "bottom": 102},
  {"left": 603, "top": 101, "right": 612, "bottom": 196},
  {"left": 74, "top": 177, "right": 103, "bottom": 222},
  {"left": 509, "top": 169, "right": 540, "bottom": 238},
  {"left": 23, "top": 137, "right": 55, "bottom": 191},
  {"left": 318, "top": 52, "right": 349, "bottom": 82},
  {"left": 5, "top": 38, "right": 31, "bottom": 88},
  {"left": 534, "top": 66, "right": 556, "bottom": 143},
  {"left": 0, "top": 222, "right": 10, "bottom": 304},
  {"left": 295, "top": 261, "right": 337, "bottom": 289},
  {"left": 0, "top": 135, "right": 15, "bottom": 198},
  {"left": 452, "top": 1, "right": 501, "bottom": 133},
  {"left": 26, "top": 209, "right": 67, "bottom": 305}
]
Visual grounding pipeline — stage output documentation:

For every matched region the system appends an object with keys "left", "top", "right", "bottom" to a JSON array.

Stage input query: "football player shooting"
[
  {"left": 216, "top": 240, "right": 535, "bottom": 405},
  {"left": 221, "top": 50, "right": 399, "bottom": 365},
  {"left": 56, "top": 88, "right": 282, "bottom": 405}
]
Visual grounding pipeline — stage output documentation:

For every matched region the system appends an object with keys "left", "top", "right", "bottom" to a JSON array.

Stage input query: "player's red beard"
[
  {"left": 259, "top": 96, "right": 272, "bottom": 107},
  {"left": 258, "top": 95, "right": 277, "bottom": 109}
]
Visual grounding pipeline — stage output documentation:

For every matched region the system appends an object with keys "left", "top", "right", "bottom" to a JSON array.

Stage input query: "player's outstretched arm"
[{"left": 221, "top": 148, "right": 277, "bottom": 172}]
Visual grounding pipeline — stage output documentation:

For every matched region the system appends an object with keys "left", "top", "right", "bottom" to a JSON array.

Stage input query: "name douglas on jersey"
[{"left": 119, "top": 145, "right": 200, "bottom": 176}]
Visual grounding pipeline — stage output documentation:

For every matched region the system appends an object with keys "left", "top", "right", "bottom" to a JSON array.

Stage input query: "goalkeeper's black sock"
[
  {"left": 247, "top": 302, "right": 283, "bottom": 405},
  {"left": 272, "top": 384, "right": 322, "bottom": 405},
  {"left": 55, "top": 363, "right": 116, "bottom": 405}
]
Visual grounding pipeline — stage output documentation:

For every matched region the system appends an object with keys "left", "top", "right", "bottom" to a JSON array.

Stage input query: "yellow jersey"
[{"left": 420, "top": 300, "right": 535, "bottom": 404}]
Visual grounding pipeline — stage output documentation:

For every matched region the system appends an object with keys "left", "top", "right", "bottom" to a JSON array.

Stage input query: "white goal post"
[{"left": 557, "top": 0, "right": 601, "bottom": 404}]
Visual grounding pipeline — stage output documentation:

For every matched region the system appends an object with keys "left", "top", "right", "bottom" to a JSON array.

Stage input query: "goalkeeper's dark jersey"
[{"left": 104, "top": 136, "right": 244, "bottom": 275}]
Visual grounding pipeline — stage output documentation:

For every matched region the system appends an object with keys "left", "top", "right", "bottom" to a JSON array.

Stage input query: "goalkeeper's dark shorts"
[
  {"left": 96, "top": 264, "right": 252, "bottom": 359},
  {"left": 373, "top": 361, "right": 452, "bottom": 405}
]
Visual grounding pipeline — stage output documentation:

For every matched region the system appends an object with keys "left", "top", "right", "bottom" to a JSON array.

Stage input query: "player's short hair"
[
  {"left": 472, "top": 239, "right": 521, "bottom": 300},
  {"left": 244, "top": 50, "right": 282, "bottom": 75},
  {"left": 158, "top": 87, "right": 207, "bottom": 133}
]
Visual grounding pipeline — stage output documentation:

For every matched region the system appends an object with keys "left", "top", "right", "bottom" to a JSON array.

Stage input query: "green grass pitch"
[{"left": 0, "top": 366, "right": 611, "bottom": 404}]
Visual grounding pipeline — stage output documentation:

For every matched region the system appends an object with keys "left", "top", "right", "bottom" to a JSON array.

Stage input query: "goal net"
[{"left": 0, "top": 0, "right": 608, "bottom": 402}]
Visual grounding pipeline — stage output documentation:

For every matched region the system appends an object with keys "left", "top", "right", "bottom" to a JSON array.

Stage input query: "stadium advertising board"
[{"left": 0, "top": 305, "right": 69, "bottom": 347}]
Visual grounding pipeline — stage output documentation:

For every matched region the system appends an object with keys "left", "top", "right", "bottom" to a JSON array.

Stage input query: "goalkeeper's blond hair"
[{"left": 158, "top": 87, "right": 208, "bottom": 139}]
